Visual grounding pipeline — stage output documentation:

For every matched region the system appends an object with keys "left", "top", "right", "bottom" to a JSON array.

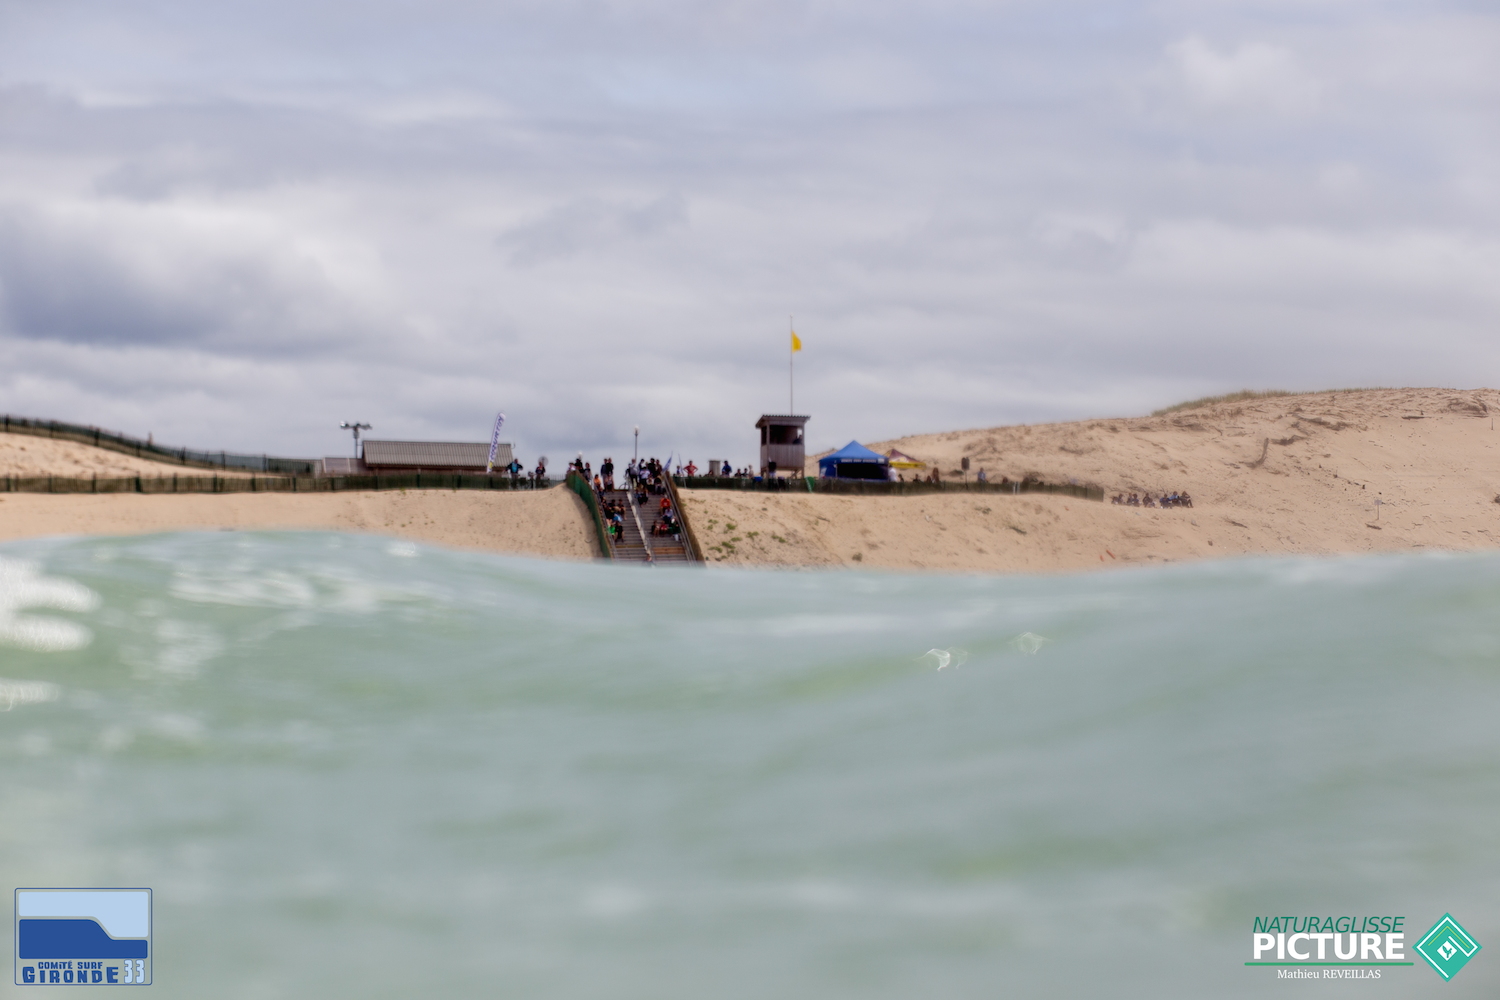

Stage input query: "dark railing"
[
  {"left": 2, "top": 414, "right": 320, "bottom": 475},
  {"left": 0, "top": 473, "right": 548, "bottom": 494},
  {"left": 675, "top": 476, "right": 1104, "bottom": 501},
  {"left": 660, "top": 473, "right": 701, "bottom": 563},
  {"left": 564, "top": 471, "right": 615, "bottom": 560}
]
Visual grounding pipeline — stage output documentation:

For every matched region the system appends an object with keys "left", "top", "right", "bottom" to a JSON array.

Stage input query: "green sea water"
[{"left": 2, "top": 532, "right": 1498, "bottom": 998}]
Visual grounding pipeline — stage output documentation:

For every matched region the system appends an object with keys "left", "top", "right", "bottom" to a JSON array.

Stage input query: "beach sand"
[
  {"left": 683, "top": 388, "right": 1500, "bottom": 571},
  {"left": 0, "top": 488, "right": 601, "bottom": 560}
]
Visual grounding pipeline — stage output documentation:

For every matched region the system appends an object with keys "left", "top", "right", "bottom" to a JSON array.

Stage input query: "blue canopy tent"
[{"left": 817, "top": 441, "right": 891, "bottom": 480}]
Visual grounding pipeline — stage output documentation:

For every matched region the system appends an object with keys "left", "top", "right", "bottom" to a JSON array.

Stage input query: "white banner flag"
[{"left": 486, "top": 412, "right": 506, "bottom": 473}]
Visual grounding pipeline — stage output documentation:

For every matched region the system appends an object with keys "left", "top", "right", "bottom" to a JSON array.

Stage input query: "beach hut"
[
  {"left": 756, "top": 414, "right": 809, "bottom": 477},
  {"left": 360, "top": 440, "right": 512, "bottom": 474},
  {"left": 818, "top": 441, "right": 891, "bottom": 480}
]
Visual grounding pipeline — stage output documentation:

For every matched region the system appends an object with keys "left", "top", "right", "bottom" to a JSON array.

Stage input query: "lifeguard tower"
[{"left": 756, "top": 414, "right": 809, "bottom": 477}]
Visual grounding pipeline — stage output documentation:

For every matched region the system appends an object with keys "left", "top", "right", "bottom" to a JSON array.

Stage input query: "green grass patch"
[
  {"left": 1151, "top": 387, "right": 1392, "bottom": 416},
  {"left": 1151, "top": 390, "right": 1291, "bottom": 415}
]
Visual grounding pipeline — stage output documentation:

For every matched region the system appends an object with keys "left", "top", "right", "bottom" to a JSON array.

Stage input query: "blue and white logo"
[{"left": 14, "top": 888, "right": 151, "bottom": 986}]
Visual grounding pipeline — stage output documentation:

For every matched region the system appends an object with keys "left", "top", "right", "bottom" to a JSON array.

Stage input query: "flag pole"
[{"left": 789, "top": 315, "right": 794, "bottom": 413}]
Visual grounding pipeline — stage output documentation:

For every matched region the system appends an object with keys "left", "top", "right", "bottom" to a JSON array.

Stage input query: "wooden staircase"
[{"left": 601, "top": 488, "right": 691, "bottom": 564}]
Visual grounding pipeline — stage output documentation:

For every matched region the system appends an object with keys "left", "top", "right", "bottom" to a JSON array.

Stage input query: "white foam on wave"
[
  {"left": 170, "top": 562, "right": 438, "bottom": 616},
  {"left": 170, "top": 566, "right": 320, "bottom": 608},
  {"left": 1011, "top": 632, "right": 1050, "bottom": 654},
  {"left": 0, "top": 556, "right": 99, "bottom": 652},
  {"left": 921, "top": 647, "right": 970, "bottom": 670},
  {"left": 121, "top": 618, "right": 226, "bottom": 679},
  {"left": 0, "top": 678, "right": 61, "bottom": 710}
]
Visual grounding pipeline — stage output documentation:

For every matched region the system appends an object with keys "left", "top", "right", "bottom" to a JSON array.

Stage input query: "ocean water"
[{"left": 2, "top": 531, "right": 1498, "bottom": 999}]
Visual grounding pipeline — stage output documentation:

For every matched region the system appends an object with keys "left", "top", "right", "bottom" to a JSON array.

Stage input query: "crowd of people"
[
  {"left": 533, "top": 450, "right": 1195, "bottom": 517},
  {"left": 649, "top": 495, "right": 683, "bottom": 539},
  {"left": 633, "top": 460, "right": 685, "bottom": 541},
  {"left": 494, "top": 456, "right": 549, "bottom": 487},
  {"left": 1111, "top": 491, "right": 1193, "bottom": 508},
  {"left": 692, "top": 463, "right": 754, "bottom": 478},
  {"left": 570, "top": 455, "right": 687, "bottom": 545},
  {"left": 599, "top": 494, "right": 628, "bottom": 543}
]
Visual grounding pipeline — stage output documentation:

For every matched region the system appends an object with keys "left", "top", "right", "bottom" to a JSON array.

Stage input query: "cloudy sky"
[{"left": 0, "top": 1, "right": 1495, "bottom": 465}]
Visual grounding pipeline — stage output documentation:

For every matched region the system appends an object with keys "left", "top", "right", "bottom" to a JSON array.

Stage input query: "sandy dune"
[
  {"left": 684, "top": 388, "right": 1500, "bottom": 572},
  {"left": 861, "top": 387, "right": 1499, "bottom": 502},
  {"left": 0, "top": 435, "right": 255, "bottom": 478},
  {"left": 0, "top": 488, "right": 600, "bottom": 560}
]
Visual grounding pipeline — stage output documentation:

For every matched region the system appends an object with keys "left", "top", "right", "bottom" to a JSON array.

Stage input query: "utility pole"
[{"left": 339, "top": 422, "right": 371, "bottom": 458}]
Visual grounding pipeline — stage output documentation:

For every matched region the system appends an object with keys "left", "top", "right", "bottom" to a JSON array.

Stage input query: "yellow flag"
[{"left": 791, "top": 331, "right": 802, "bottom": 352}]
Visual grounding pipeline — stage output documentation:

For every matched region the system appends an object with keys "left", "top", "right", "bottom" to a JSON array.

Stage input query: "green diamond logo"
[{"left": 1414, "top": 914, "right": 1481, "bottom": 981}]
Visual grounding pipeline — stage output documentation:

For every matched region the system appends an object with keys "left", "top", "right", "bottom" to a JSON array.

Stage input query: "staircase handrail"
[
  {"left": 664, "top": 474, "right": 702, "bottom": 563},
  {"left": 565, "top": 470, "right": 616, "bottom": 559},
  {"left": 624, "top": 476, "right": 656, "bottom": 563}
]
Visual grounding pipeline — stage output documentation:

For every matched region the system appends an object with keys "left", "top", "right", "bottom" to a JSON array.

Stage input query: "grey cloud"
[
  {"left": 0, "top": 214, "right": 212, "bottom": 346},
  {"left": 1167, "top": 37, "right": 1322, "bottom": 116},
  {"left": 0, "top": 210, "right": 375, "bottom": 357},
  {"left": 498, "top": 193, "right": 688, "bottom": 266},
  {"left": 0, "top": 0, "right": 1493, "bottom": 466}
]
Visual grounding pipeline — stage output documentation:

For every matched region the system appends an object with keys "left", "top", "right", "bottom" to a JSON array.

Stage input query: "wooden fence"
[
  {"left": 675, "top": 476, "right": 1104, "bottom": 501},
  {"left": 2, "top": 414, "right": 321, "bottom": 474},
  {"left": 0, "top": 473, "right": 549, "bottom": 494}
]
